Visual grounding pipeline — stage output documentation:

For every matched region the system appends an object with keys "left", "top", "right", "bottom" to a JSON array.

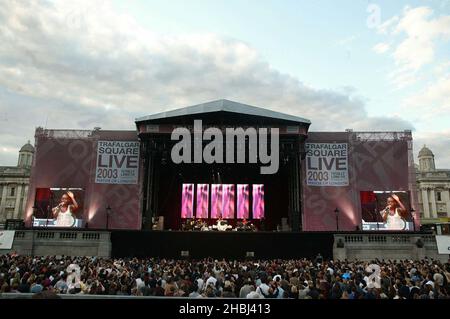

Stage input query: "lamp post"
[
  {"left": 374, "top": 208, "right": 380, "bottom": 231},
  {"left": 411, "top": 208, "right": 416, "bottom": 232},
  {"left": 106, "top": 205, "right": 111, "bottom": 230},
  {"left": 31, "top": 205, "right": 37, "bottom": 257},
  {"left": 334, "top": 208, "right": 340, "bottom": 231},
  {"left": 46, "top": 191, "right": 54, "bottom": 228}
]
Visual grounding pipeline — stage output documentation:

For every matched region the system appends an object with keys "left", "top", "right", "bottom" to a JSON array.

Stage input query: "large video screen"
[
  {"left": 360, "top": 191, "right": 413, "bottom": 231},
  {"left": 181, "top": 183, "right": 194, "bottom": 218},
  {"left": 222, "top": 184, "right": 235, "bottom": 219},
  {"left": 33, "top": 188, "right": 84, "bottom": 228},
  {"left": 196, "top": 184, "right": 209, "bottom": 219},
  {"left": 237, "top": 184, "right": 250, "bottom": 219},
  {"left": 252, "top": 184, "right": 265, "bottom": 219},
  {"left": 211, "top": 184, "right": 223, "bottom": 219}
]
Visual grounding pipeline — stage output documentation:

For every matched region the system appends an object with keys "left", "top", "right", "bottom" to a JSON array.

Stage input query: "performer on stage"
[
  {"left": 52, "top": 191, "right": 79, "bottom": 227},
  {"left": 194, "top": 218, "right": 205, "bottom": 231},
  {"left": 380, "top": 194, "right": 408, "bottom": 230},
  {"left": 214, "top": 213, "right": 231, "bottom": 231}
]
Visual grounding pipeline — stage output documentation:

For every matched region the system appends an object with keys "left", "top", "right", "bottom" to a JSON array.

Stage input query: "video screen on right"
[{"left": 360, "top": 191, "right": 414, "bottom": 231}]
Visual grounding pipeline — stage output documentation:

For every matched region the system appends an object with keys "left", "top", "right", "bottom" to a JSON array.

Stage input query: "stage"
[
  {"left": 24, "top": 100, "right": 419, "bottom": 234},
  {"left": 5, "top": 228, "right": 444, "bottom": 262},
  {"left": 111, "top": 230, "right": 335, "bottom": 259}
]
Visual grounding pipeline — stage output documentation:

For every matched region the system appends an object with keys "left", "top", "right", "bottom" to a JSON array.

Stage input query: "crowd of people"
[{"left": 0, "top": 253, "right": 449, "bottom": 299}]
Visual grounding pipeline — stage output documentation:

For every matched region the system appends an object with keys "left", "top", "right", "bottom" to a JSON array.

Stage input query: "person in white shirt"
[
  {"left": 298, "top": 283, "right": 310, "bottom": 299},
  {"left": 196, "top": 277, "right": 204, "bottom": 293},
  {"left": 433, "top": 272, "right": 444, "bottom": 287},
  {"left": 239, "top": 278, "right": 255, "bottom": 298},
  {"left": 52, "top": 191, "right": 79, "bottom": 227},
  {"left": 380, "top": 194, "right": 408, "bottom": 230},
  {"left": 135, "top": 277, "right": 145, "bottom": 291},
  {"left": 247, "top": 291, "right": 263, "bottom": 298},
  {"left": 255, "top": 280, "right": 270, "bottom": 298},
  {"left": 205, "top": 274, "right": 217, "bottom": 289},
  {"left": 55, "top": 275, "right": 68, "bottom": 293}
]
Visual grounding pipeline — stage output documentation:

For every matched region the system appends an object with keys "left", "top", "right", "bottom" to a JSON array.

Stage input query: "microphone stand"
[
  {"left": 31, "top": 206, "right": 36, "bottom": 257},
  {"left": 372, "top": 208, "right": 379, "bottom": 231},
  {"left": 374, "top": 199, "right": 380, "bottom": 231},
  {"left": 46, "top": 190, "right": 54, "bottom": 228}
]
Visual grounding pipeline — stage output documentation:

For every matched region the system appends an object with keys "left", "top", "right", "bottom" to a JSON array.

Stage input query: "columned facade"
[
  {"left": 0, "top": 142, "right": 34, "bottom": 224},
  {"left": 416, "top": 145, "right": 450, "bottom": 226},
  {"left": 420, "top": 187, "right": 430, "bottom": 218}
]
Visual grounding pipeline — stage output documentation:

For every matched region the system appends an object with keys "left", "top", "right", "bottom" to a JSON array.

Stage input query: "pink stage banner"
[
  {"left": 211, "top": 184, "right": 223, "bottom": 219},
  {"left": 237, "top": 184, "right": 250, "bottom": 219},
  {"left": 222, "top": 184, "right": 235, "bottom": 219},
  {"left": 181, "top": 183, "right": 194, "bottom": 218},
  {"left": 252, "top": 184, "right": 265, "bottom": 219},
  {"left": 196, "top": 184, "right": 209, "bottom": 218}
]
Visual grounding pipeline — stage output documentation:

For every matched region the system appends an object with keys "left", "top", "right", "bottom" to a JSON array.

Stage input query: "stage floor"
[{"left": 110, "top": 230, "right": 335, "bottom": 259}]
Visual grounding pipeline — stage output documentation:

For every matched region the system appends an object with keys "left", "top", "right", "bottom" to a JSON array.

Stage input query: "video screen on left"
[{"left": 33, "top": 188, "right": 84, "bottom": 228}]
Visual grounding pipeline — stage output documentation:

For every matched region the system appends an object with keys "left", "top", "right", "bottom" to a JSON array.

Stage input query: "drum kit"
[{"left": 212, "top": 220, "right": 232, "bottom": 231}]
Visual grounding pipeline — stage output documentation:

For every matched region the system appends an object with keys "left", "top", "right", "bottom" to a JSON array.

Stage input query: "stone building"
[
  {"left": 416, "top": 145, "right": 450, "bottom": 225},
  {"left": 0, "top": 141, "right": 34, "bottom": 223}
]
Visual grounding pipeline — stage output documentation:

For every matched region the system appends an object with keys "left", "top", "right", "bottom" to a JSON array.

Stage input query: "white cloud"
[
  {"left": 376, "top": 15, "right": 399, "bottom": 34},
  {"left": 403, "top": 74, "right": 450, "bottom": 117},
  {"left": 434, "top": 60, "right": 450, "bottom": 76},
  {"left": 386, "top": 6, "right": 450, "bottom": 88},
  {"left": 373, "top": 42, "right": 390, "bottom": 54},
  {"left": 0, "top": 1, "right": 416, "bottom": 165},
  {"left": 336, "top": 35, "right": 358, "bottom": 46}
]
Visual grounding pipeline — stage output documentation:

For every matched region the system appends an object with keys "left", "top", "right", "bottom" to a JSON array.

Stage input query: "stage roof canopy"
[{"left": 135, "top": 99, "right": 311, "bottom": 125}]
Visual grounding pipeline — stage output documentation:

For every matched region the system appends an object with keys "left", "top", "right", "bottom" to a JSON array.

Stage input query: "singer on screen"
[
  {"left": 52, "top": 191, "right": 79, "bottom": 227},
  {"left": 380, "top": 194, "right": 407, "bottom": 230}
]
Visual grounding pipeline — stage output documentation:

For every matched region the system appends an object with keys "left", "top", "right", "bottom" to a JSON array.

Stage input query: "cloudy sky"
[{"left": 1, "top": 0, "right": 449, "bottom": 167}]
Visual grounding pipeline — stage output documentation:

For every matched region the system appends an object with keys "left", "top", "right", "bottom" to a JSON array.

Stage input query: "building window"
[
  {"left": 10, "top": 187, "right": 15, "bottom": 197},
  {"left": 436, "top": 192, "right": 442, "bottom": 202}
]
